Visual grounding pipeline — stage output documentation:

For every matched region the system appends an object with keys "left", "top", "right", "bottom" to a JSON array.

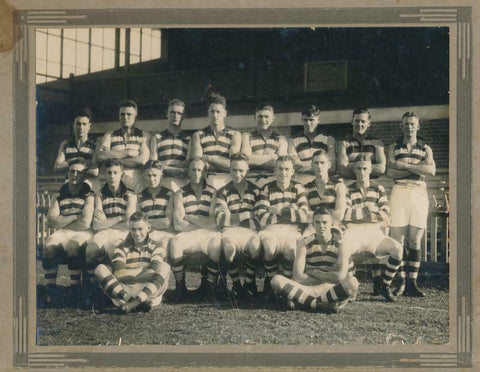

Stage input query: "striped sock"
[
  {"left": 317, "top": 283, "right": 349, "bottom": 304},
  {"left": 383, "top": 256, "right": 401, "bottom": 287},
  {"left": 67, "top": 257, "right": 82, "bottom": 287},
  {"left": 42, "top": 259, "right": 58, "bottom": 287},
  {"left": 136, "top": 272, "right": 166, "bottom": 303},
  {"left": 371, "top": 263, "right": 382, "bottom": 278},
  {"left": 245, "top": 258, "right": 257, "bottom": 284},
  {"left": 170, "top": 258, "right": 185, "bottom": 283},
  {"left": 207, "top": 259, "right": 219, "bottom": 284},
  {"left": 99, "top": 274, "right": 129, "bottom": 301},
  {"left": 279, "top": 282, "right": 317, "bottom": 310},
  {"left": 264, "top": 258, "right": 278, "bottom": 279},
  {"left": 406, "top": 249, "right": 421, "bottom": 279}
]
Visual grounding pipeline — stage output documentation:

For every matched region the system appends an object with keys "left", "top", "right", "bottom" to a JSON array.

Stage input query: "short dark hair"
[
  {"left": 73, "top": 107, "right": 92, "bottom": 122},
  {"left": 313, "top": 207, "right": 334, "bottom": 218},
  {"left": 68, "top": 159, "right": 88, "bottom": 170},
  {"left": 143, "top": 160, "right": 163, "bottom": 171},
  {"left": 311, "top": 149, "right": 330, "bottom": 162},
  {"left": 230, "top": 152, "right": 250, "bottom": 164},
  {"left": 105, "top": 158, "right": 124, "bottom": 169},
  {"left": 402, "top": 111, "right": 419, "bottom": 120},
  {"left": 276, "top": 155, "right": 294, "bottom": 166},
  {"left": 255, "top": 103, "right": 274, "bottom": 114},
  {"left": 208, "top": 93, "right": 227, "bottom": 109},
  {"left": 129, "top": 211, "right": 149, "bottom": 223},
  {"left": 168, "top": 98, "right": 185, "bottom": 109},
  {"left": 302, "top": 105, "right": 321, "bottom": 117},
  {"left": 354, "top": 153, "right": 373, "bottom": 163},
  {"left": 352, "top": 108, "right": 371, "bottom": 119},
  {"left": 119, "top": 100, "right": 138, "bottom": 112}
]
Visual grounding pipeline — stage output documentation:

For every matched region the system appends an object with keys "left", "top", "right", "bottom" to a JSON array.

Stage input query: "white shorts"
[
  {"left": 92, "top": 228, "right": 129, "bottom": 261},
  {"left": 160, "top": 176, "right": 189, "bottom": 192},
  {"left": 390, "top": 183, "right": 429, "bottom": 229},
  {"left": 343, "top": 224, "right": 387, "bottom": 258},
  {"left": 45, "top": 229, "right": 93, "bottom": 248},
  {"left": 110, "top": 271, "right": 170, "bottom": 308},
  {"left": 149, "top": 230, "right": 174, "bottom": 249},
  {"left": 259, "top": 224, "right": 301, "bottom": 256},
  {"left": 172, "top": 228, "right": 221, "bottom": 256},
  {"left": 222, "top": 227, "right": 259, "bottom": 254},
  {"left": 122, "top": 168, "right": 146, "bottom": 193},
  {"left": 206, "top": 173, "right": 232, "bottom": 190}
]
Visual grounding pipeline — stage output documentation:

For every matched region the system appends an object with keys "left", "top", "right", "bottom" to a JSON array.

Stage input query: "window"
[{"left": 36, "top": 27, "right": 162, "bottom": 84}]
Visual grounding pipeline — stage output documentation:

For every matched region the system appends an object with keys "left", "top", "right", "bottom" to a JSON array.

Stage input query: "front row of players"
[{"left": 42, "top": 150, "right": 419, "bottom": 313}]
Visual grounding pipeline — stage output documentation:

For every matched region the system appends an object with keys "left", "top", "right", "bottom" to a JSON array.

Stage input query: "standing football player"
[
  {"left": 97, "top": 100, "right": 149, "bottom": 193},
  {"left": 387, "top": 112, "right": 436, "bottom": 297}
]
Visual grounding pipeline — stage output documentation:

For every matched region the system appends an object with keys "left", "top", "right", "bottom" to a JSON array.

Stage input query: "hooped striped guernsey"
[
  {"left": 99, "top": 181, "right": 131, "bottom": 218},
  {"left": 392, "top": 136, "right": 429, "bottom": 181},
  {"left": 215, "top": 180, "right": 261, "bottom": 230},
  {"left": 64, "top": 137, "right": 96, "bottom": 166},
  {"left": 197, "top": 126, "right": 236, "bottom": 158},
  {"left": 57, "top": 182, "right": 93, "bottom": 216},
  {"left": 181, "top": 182, "right": 215, "bottom": 217},
  {"left": 291, "top": 130, "right": 333, "bottom": 162},
  {"left": 112, "top": 234, "right": 165, "bottom": 270},
  {"left": 340, "top": 134, "right": 383, "bottom": 162},
  {"left": 304, "top": 230, "right": 355, "bottom": 276},
  {"left": 344, "top": 182, "right": 390, "bottom": 223},
  {"left": 155, "top": 129, "right": 190, "bottom": 161},
  {"left": 110, "top": 127, "right": 145, "bottom": 156},
  {"left": 248, "top": 130, "right": 281, "bottom": 154},
  {"left": 138, "top": 186, "right": 172, "bottom": 220},
  {"left": 304, "top": 179, "right": 340, "bottom": 210},
  {"left": 255, "top": 180, "right": 310, "bottom": 227}
]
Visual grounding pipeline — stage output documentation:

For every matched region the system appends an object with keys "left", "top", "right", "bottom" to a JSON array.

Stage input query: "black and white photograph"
[{"left": 6, "top": 2, "right": 476, "bottom": 370}]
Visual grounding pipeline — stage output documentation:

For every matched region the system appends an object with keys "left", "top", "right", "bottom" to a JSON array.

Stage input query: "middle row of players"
[{"left": 59, "top": 149, "right": 401, "bottom": 306}]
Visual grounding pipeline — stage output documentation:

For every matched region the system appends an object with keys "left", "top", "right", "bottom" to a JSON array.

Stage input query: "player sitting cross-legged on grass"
[
  {"left": 94, "top": 211, "right": 170, "bottom": 314},
  {"left": 255, "top": 155, "right": 310, "bottom": 297},
  {"left": 343, "top": 154, "right": 403, "bottom": 302},
  {"left": 41, "top": 160, "right": 94, "bottom": 306},
  {"left": 271, "top": 208, "right": 358, "bottom": 313},
  {"left": 214, "top": 153, "right": 262, "bottom": 299}
]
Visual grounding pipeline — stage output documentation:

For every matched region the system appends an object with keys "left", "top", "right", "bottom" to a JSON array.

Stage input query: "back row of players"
[{"left": 43, "top": 93, "right": 435, "bottom": 313}]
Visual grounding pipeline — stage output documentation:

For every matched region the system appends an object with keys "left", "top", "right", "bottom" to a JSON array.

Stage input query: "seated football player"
[
  {"left": 215, "top": 153, "right": 261, "bottom": 299},
  {"left": 241, "top": 103, "right": 288, "bottom": 188},
  {"left": 149, "top": 98, "right": 191, "bottom": 191},
  {"left": 94, "top": 212, "right": 171, "bottom": 313},
  {"left": 42, "top": 160, "right": 94, "bottom": 305},
  {"left": 85, "top": 159, "right": 137, "bottom": 288},
  {"left": 137, "top": 160, "right": 174, "bottom": 248},
  {"left": 288, "top": 105, "right": 336, "bottom": 184},
  {"left": 271, "top": 208, "right": 358, "bottom": 312},
  {"left": 342, "top": 154, "right": 403, "bottom": 302},
  {"left": 190, "top": 93, "right": 242, "bottom": 190},
  {"left": 169, "top": 157, "right": 221, "bottom": 304},
  {"left": 255, "top": 156, "right": 310, "bottom": 297},
  {"left": 303, "top": 149, "right": 346, "bottom": 234}
]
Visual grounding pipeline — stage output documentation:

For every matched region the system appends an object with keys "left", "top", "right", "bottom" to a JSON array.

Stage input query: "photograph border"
[{"left": 11, "top": 4, "right": 472, "bottom": 369}]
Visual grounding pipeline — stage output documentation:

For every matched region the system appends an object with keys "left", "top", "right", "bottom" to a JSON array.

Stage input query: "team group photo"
[{"left": 35, "top": 26, "right": 450, "bottom": 346}]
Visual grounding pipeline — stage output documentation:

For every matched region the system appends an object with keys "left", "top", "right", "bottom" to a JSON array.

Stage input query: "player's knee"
[
  {"left": 64, "top": 240, "right": 81, "bottom": 258},
  {"left": 261, "top": 237, "right": 276, "bottom": 260},
  {"left": 221, "top": 237, "right": 236, "bottom": 263},
  {"left": 407, "top": 235, "right": 422, "bottom": 250},
  {"left": 43, "top": 244, "right": 59, "bottom": 259},
  {"left": 168, "top": 237, "right": 183, "bottom": 261},
  {"left": 208, "top": 235, "right": 222, "bottom": 261},
  {"left": 270, "top": 274, "right": 286, "bottom": 292},
  {"left": 342, "top": 275, "right": 359, "bottom": 297},
  {"left": 283, "top": 245, "right": 295, "bottom": 262},
  {"left": 94, "top": 263, "right": 110, "bottom": 279},
  {"left": 85, "top": 241, "right": 101, "bottom": 266},
  {"left": 390, "top": 239, "right": 403, "bottom": 260},
  {"left": 246, "top": 235, "right": 261, "bottom": 259}
]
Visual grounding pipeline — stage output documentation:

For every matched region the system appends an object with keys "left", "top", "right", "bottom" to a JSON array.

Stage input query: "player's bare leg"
[
  {"left": 222, "top": 236, "right": 244, "bottom": 298},
  {"left": 374, "top": 237, "right": 403, "bottom": 302},
  {"left": 390, "top": 226, "right": 408, "bottom": 296},
  {"left": 261, "top": 236, "right": 278, "bottom": 298},
  {"left": 244, "top": 235, "right": 261, "bottom": 298},
  {"left": 206, "top": 235, "right": 222, "bottom": 308},
  {"left": 168, "top": 236, "right": 187, "bottom": 302},
  {"left": 405, "top": 226, "right": 426, "bottom": 297},
  {"left": 41, "top": 243, "right": 62, "bottom": 305},
  {"left": 64, "top": 239, "right": 84, "bottom": 307}
]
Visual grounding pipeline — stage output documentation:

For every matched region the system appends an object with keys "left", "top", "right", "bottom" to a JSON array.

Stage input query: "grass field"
[{"left": 36, "top": 262, "right": 449, "bottom": 346}]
